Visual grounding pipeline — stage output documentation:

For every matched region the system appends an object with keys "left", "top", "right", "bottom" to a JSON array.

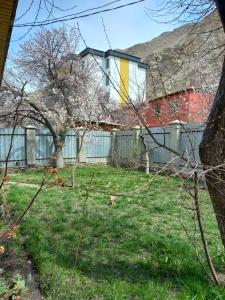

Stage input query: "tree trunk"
[
  {"left": 54, "top": 133, "right": 66, "bottom": 169},
  {"left": 200, "top": 0, "right": 225, "bottom": 249},
  {"left": 215, "top": 0, "right": 225, "bottom": 30},
  {"left": 199, "top": 55, "right": 225, "bottom": 248},
  {"left": 140, "top": 128, "right": 150, "bottom": 174},
  {"left": 55, "top": 145, "right": 64, "bottom": 169}
]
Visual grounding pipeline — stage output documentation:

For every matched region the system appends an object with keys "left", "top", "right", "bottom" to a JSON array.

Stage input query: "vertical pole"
[
  {"left": 111, "top": 128, "right": 119, "bottom": 167},
  {"left": 26, "top": 125, "right": 36, "bottom": 167},
  {"left": 168, "top": 120, "right": 184, "bottom": 166},
  {"left": 77, "top": 127, "right": 86, "bottom": 163},
  {"left": 133, "top": 126, "right": 141, "bottom": 146},
  {"left": 140, "top": 127, "right": 150, "bottom": 174},
  {"left": 132, "top": 126, "right": 141, "bottom": 167}
]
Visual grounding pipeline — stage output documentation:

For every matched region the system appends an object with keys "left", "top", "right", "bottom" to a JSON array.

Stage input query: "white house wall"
[
  {"left": 107, "top": 58, "right": 146, "bottom": 105},
  {"left": 84, "top": 54, "right": 105, "bottom": 88},
  {"left": 81, "top": 50, "right": 147, "bottom": 107},
  {"left": 108, "top": 56, "right": 120, "bottom": 104}
]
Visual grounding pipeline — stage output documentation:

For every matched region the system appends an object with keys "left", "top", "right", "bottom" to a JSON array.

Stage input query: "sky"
[{"left": 9, "top": 0, "right": 178, "bottom": 56}]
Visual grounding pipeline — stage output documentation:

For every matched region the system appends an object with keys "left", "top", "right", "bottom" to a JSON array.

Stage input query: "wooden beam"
[{"left": 0, "top": 0, "right": 18, "bottom": 84}]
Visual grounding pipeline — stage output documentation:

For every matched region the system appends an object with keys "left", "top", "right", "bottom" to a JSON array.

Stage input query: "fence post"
[
  {"left": 168, "top": 120, "right": 185, "bottom": 166},
  {"left": 77, "top": 128, "right": 86, "bottom": 163},
  {"left": 132, "top": 126, "right": 141, "bottom": 166},
  {"left": 111, "top": 128, "right": 119, "bottom": 166},
  {"left": 133, "top": 126, "right": 141, "bottom": 145},
  {"left": 26, "top": 125, "right": 36, "bottom": 167}
]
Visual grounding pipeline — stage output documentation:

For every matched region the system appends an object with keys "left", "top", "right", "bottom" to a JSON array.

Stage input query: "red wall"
[
  {"left": 187, "top": 92, "right": 213, "bottom": 124},
  {"left": 144, "top": 91, "right": 213, "bottom": 127}
]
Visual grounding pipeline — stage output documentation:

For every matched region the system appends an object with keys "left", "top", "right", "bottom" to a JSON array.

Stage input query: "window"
[
  {"left": 106, "top": 75, "right": 110, "bottom": 86},
  {"left": 154, "top": 103, "right": 161, "bottom": 116},
  {"left": 169, "top": 99, "right": 179, "bottom": 114},
  {"left": 105, "top": 92, "right": 110, "bottom": 100},
  {"left": 106, "top": 59, "right": 109, "bottom": 69}
]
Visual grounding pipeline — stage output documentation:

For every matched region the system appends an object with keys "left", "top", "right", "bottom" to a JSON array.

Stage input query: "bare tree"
[
  {"left": 143, "top": 0, "right": 225, "bottom": 255},
  {"left": 151, "top": 0, "right": 225, "bottom": 253}
]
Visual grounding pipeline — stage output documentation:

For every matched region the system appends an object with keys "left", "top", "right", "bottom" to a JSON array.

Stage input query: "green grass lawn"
[{"left": 5, "top": 165, "right": 225, "bottom": 299}]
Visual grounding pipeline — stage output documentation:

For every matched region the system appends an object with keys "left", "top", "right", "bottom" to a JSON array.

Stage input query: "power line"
[
  {"left": 45, "top": 0, "right": 77, "bottom": 12},
  {"left": 14, "top": 0, "right": 145, "bottom": 28},
  {"left": 12, "top": 0, "right": 78, "bottom": 42},
  {"left": 15, "top": 0, "right": 35, "bottom": 21},
  {"left": 12, "top": 0, "right": 43, "bottom": 42},
  {"left": 15, "top": 0, "right": 125, "bottom": 27}
]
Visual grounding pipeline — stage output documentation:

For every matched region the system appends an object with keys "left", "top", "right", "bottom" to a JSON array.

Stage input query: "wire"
[
  {"left": 12, "top": 0, "right": 76, "bottom": 42},
  {"left": 45, "top": 0, "right": 77, "bottom": 12},
  {"left": 12, "top": 0, "right": 43, "bottom": 42},
  {"left": 15, "top": 0, "right": 35, "bottom": 21},
  {"left": 16, "top": 0, "right": 124, "bottom": 27},
  {"left": 14, "top": 0, "right": 145, "bottom": 28}
]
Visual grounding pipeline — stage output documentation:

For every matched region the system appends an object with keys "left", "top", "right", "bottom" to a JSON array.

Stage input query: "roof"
[
  {"left": 79, "top": 48, "right": 105, "bottom": 58},
  {"left": 74, "top": 120, "right": 122, "bottom": 131},
  {"left": 105, "top": 49, "right": 141, "bottom": 63},
  {"left": 79, "top": 47, "right": 149, "bottom": 69},
  {"left": 149, "top": 88, "right": 213, "bottom": 102},
  {"left": 0, "top": 0, "right": 18, "bottom": 84}
]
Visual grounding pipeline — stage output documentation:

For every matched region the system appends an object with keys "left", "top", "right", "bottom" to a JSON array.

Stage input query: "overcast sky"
[{"left": 9, "top": 0, "right": 178, "bottom": 55}]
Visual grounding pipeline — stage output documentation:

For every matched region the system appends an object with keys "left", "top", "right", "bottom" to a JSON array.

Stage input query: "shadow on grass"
[
  {"left": 42, "top": 234, "right": 206, "bottom": 287},
  {"left": 76, "top": 259, "right": 204, "bottom": 284}
]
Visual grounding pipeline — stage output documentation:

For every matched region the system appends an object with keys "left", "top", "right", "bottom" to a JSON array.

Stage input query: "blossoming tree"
[{"left": 12, "top": 26, "right": 112, "bottom": 168}]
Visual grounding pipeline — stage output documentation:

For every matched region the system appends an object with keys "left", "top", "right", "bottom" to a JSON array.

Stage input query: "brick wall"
[{"left": 144, "top": 90, "right": 213, "bottom": 127}]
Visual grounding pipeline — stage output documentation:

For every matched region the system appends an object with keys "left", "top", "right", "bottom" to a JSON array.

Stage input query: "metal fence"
[
  {"left": 115, "top": 124, "right": 204, "bottom": 169},
  {"left": 179, "top": 124, "right": 205, "bottom": 167},
  {"left": 143, "top": 127, "right": 171, "bottom": 164},
  {"left": 85, "top": 131, "right": 112, "bottom": 163},
  {"left": 116, "top": 130, "right": 134, "bottom": 166},
  {"left": 0, "top": 124, "right": 204, "bottom": 168},
  {"left": 0, "top": 128, "right": 112, "bottom": 168},
  {"left": 36, "top": 129, "right": 77, "bottom": 166},
  {"left": 0, "top": 128, "right": 26, "bottom": 167}
]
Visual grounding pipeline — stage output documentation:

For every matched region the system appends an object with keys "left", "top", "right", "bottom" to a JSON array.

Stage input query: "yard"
[{"left": 2, "top": 165, "right": 225, "bottom": 299}]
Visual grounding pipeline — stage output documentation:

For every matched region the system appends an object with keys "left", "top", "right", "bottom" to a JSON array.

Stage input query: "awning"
[{"left": 0, "top": 0, "right": 18, "bottom": 84}]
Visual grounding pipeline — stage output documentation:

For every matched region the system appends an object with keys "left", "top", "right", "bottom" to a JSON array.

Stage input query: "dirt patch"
[
  {"left": 8, "top": 182, "right": 39, "bottom": 188},
  {"left": 0, "top": 239, "right": 43, "bottom": 299}
]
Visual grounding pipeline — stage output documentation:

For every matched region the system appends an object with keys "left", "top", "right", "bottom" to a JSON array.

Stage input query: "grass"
[{"left": 4, "top": 164, "right": 225, "bottom": 299}]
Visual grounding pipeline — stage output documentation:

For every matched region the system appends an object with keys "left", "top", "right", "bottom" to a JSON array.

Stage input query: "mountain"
[{"left": 124, "top": 11, "right": 225, "bottom": 99}]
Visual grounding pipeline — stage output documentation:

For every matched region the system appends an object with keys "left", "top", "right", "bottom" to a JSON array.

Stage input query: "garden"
[{"left": 1, "top": 164, "right": 225, "bottom": 299}]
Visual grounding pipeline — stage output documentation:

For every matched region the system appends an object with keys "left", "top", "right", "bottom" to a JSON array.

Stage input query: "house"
[
  {"left": 144, "top": 89, "right": 214, "bottom": 127},
  {"left": 0, "top": 0, "right": 18, "bottom": 84},
  {"left": 79, "top": 48, "right": 148, "bottom": 106}
]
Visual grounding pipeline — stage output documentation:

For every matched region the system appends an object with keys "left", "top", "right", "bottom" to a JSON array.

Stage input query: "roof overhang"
[
  {"left": 79, "top": 47, "right": 149, "bottom": 69},
  {"left": 0, "top": 0, "right": 18, "bottom": 85}
]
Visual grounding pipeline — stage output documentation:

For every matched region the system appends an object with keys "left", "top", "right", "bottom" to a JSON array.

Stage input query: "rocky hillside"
[{"left": 124, "top": 12, "right": 225, "bottom": 99}]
